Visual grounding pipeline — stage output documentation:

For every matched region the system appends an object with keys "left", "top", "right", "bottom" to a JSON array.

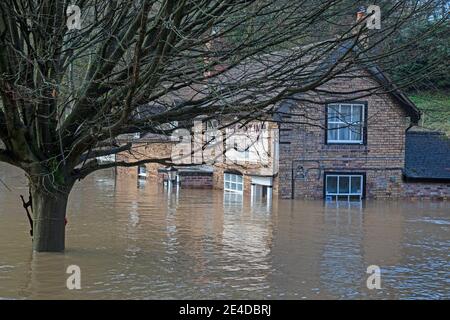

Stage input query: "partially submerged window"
[
  {"left": 138, "top": 165, "right": 147, "bottom": 179},
  {"left": 224, "top": 172, "right": 243, "bottom": 193},
  {"left": 327, "top": 103, "right": 365, "bottom": 144},
  {"left": 325, "top": 173, "right": 364, "bottom": 201}
]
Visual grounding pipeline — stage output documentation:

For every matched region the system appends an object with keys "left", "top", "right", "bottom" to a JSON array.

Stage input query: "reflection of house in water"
[
  {"left": 223, "top": 191, "right": 243, "bottom": 209},
  {"left": 268, "top": 201, "right": 325, "bottom": 298},
  {"left": 219, "top": 191, "right": 275, "bottom": 294},
  {"left": 362, "top": 202, "right": 403, "bottom": 267},
  {"left": 319, "top": 202, "right": 365, "bottom": 298},
  {"left": 320, "top": 201, "right": 407, "bottom": 298},
  {"left": 268, "top": 200, "right": 405, "bottom": 298}
]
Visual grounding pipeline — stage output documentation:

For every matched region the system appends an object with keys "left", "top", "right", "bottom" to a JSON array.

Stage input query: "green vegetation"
[{"left": 409, "top": 91, "right": 450, "bottom": 136}]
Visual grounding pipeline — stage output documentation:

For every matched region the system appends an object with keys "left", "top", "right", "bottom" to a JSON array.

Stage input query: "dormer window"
[{"left": 326, "top": 103, "right": 366, "bottom": 144}]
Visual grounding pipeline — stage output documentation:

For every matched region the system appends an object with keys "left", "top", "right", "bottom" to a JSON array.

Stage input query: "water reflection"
[{"left": 0, "top": 165, "right": 449, "bottom": 299}]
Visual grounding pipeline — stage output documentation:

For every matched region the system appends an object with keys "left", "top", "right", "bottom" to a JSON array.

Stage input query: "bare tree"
[{"left": 0, "top": 0, "right": 448, "bottom": 251}]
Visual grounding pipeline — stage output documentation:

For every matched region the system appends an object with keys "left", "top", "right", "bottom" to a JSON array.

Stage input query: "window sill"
[{"left": 322, "top": 144, "right": 368, "bottom": 150}]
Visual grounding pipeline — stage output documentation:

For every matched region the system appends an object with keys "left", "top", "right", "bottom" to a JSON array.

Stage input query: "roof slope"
[
  {"left": 212, "top": 41, "right": 421, "bottom": 122},
  {"left": 404, "top": 129, "right": 450, "bottom": 181},
  {"left": 366, "top": 65, "right": 421, "bottom": 123}
]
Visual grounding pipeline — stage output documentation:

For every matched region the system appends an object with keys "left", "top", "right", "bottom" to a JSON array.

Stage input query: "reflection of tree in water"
[{"left": 20, "top": 252, "right": 79, "bottom": 299}]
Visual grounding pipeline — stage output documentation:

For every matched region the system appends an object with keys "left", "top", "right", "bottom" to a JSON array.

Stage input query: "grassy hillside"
[{"left": 409, "top": 91, "right": 450, "bottom": 136}]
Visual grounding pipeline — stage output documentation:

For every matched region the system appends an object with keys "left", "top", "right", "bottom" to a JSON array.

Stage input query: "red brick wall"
[
  {"left": 157, "top": 171, "right": 213, "bottom": 188},
  {"left": 178, "top": 174, "right": 213, "bottom": 188},
  {"left": 278, "top": 70, "right": 410, "bottom": 199},
  {"left": 402, "top": 182, "right": 450, "bottom": 200}
]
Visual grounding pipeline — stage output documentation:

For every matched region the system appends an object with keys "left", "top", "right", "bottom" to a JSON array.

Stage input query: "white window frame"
[
  {"left": 224, "top": 172, "right": 244, "bottom": 193},
  {"left": 327, "top": 103, "right": 365, "bottom": 144},
  {"left": 325, "top": 174, "right": 364, "bottom": 201}
]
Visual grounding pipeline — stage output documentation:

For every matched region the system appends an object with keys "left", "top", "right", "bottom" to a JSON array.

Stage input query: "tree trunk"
[{"left": 31, "top": 187, "right": 70, "bottom": 252}]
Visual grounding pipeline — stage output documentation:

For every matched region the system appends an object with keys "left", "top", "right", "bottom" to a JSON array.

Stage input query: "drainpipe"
[
  {"left": 291, "top": 159, "right": 322, "bottom": 200},
  {"left": 291, "top": 163, "right": 295, "bottom": 199}
]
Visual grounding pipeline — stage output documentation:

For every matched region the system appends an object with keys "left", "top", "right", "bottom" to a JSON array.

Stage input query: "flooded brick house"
[
  {"left": 276, "top": 66, "right": 420, "bottom": 201},
  {"left": 116, "top": 48, "right": 450, "bottom": 201},
  {"left": 116, "top": 75, "right": 449, "bottom": 202}
]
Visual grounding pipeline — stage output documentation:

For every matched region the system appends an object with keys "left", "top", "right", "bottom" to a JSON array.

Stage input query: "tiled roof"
[
  {"left": 212, "top": 41, "right": 421, "bottom": 123},
  {"left": 404, "top": 129, "right": 450, "bottom": 181}
]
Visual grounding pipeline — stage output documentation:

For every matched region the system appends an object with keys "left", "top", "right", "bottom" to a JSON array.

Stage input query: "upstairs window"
[{"left": 327, "top": 103, "right": 365, "bottom": 144}]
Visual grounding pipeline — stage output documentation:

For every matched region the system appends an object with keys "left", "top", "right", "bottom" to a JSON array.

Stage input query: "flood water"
[{"left": 0, "top": 165, "right": 449, "bottom": 300}]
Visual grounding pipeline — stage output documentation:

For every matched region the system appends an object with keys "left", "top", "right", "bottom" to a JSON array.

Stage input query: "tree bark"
[{"left": 31, "top": 186, "right": 70, "bottom": 252}]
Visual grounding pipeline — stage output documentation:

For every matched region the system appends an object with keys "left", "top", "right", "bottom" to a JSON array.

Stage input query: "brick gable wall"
[{"left": 278, "top": 72, "right": 410, "bottom": 199}]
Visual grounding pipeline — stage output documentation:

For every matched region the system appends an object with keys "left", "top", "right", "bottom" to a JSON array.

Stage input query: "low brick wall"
[
  {"left": 157, "top": 171, "right": 213, "bottom": 188},
  {"left": 403, "top": 182, "right": 450, "bottom": 200},
  {"left": 178, "top": 172, "right": 213, "bottom": 188}
]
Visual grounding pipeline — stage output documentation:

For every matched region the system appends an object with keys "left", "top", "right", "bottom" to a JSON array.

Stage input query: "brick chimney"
[
  {"left": 356, "top": 6, "right": 366, "bottom": 23},
  {"left": 355, "top": 6, "right": 369, "bottom": 48},
  {"left": 203, "top": 26, "right": 229, "bottom": 78}
]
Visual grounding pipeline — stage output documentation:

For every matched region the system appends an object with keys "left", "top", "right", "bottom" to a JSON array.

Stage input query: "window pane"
[
  {"left": 328, "top": 123, "right": 339, "bottom": 141},
  {"left": 338, "top": 176, "right": 350, "bottom": 194},
  {"left": 231, "top": 183, "right": 236, "bottom": 190},
  {"left": 350, "top": 176, "right": 362, "bottom": 194},
  {"left": 339, "top": 126, "right": 350, "bottom": 141},
  {"left": 326, "top": 176, "right": 338, "bottom": 194},
  {"left": 350, "top": 125, "right": 362, "bottom": 141},
  {"left": 352, "top": 105, "right": 362, "bottom": 123},
  {"left": 237, "top": 184, "right": 243, "bottom": 191},
  {"left": 224, "top": 173, "right": 229, "bottom": 182},
  {"left": 328, "top": 106, "right": 339, "bottom": 122},
  {"left": 225, "top": 182, "right": 230, "bottom": 189},
  {"left": 237, "top": 175, "right": 243, "bottom": 183},
  {"left": 340, "top": 105, "right": 352, "bottom": 123}
]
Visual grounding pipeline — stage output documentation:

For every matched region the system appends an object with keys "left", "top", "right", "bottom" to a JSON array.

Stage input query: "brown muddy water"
[{"left": 0, "top": 165, "right": 449, "bottom": 300}]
